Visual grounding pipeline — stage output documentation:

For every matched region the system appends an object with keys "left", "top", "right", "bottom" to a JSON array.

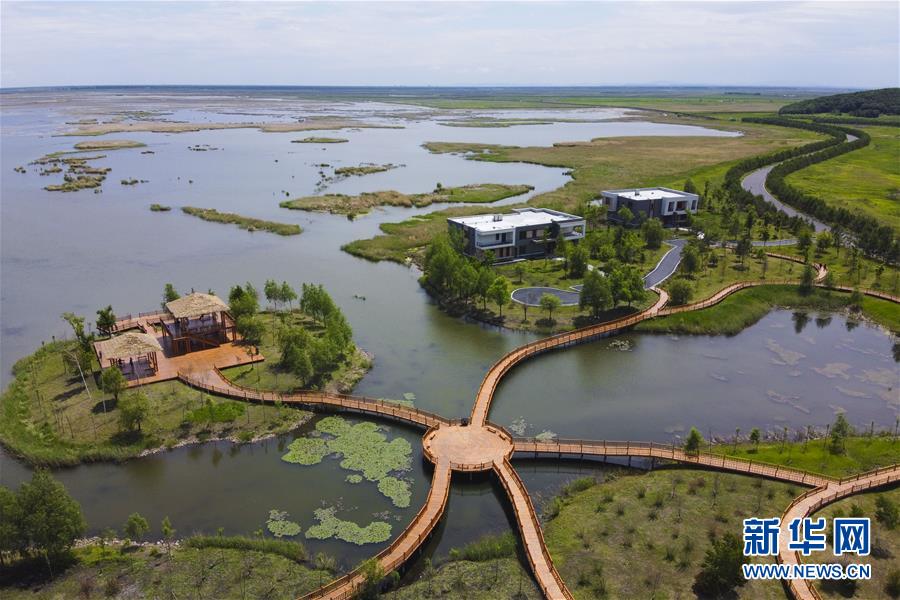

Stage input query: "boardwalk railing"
[
  {"left": 512, "top": 437, "right": 833, "bottom": 487},
  {"left": 109, "top": 310, "right": 168, "bottom": 333},
  {"left": 778, "top": 465, "right": 900, "bottom": 600},
  {"left": 494, "top": 458, "right": 573, "bottom": 600},
  {"left": 178, "top": 369, "right": 451, "bottom": 430},
  {"left": 300, "top": 464, "right": 452, "bottom": 600}
]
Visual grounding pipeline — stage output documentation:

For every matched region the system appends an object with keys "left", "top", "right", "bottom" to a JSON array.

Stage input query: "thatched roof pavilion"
[
  {"left": 165, "top": 292, "right": 229, "bottom": 320},
  {"left": 95, "top": 331, "right": 163, "bottom": 375},
  {"left": 162, "top": 292, "right": 235, "bottom": 355}
]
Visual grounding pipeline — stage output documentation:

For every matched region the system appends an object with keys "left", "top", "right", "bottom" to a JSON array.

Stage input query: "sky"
[{"left": 1, "top": 1, "right": 898, "bottom": 89}]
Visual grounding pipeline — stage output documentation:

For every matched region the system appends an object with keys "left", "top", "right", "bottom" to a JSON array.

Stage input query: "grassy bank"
[
  {"left": 774, "top": 244, "right": 900, "bottom": 293},
  {"left": 711, "top": 436, "right": 900, "bottom": 479},
  {"left": 334, "top": 163, "right": 398, "bottom": 177},
  {"left": 543, "top": 470, "right": 795, "bottom": 599},
  {"left": 636, "top": 285, "right": 900, "bottom": 335},
  {"left": 281, "top": 183, "right": 532, "bottom": 217},
  {"left": 181, "top": 206, "right": 302, "bottom": 236},
  {"left": 785, "top": 125, "right": 900, "bottom": 230},
  {"left": 0, "top": 539, "right": 332, "bottom": 599},
  {"left": 0, "top": 312, "right": 368, "bottom": 465}
]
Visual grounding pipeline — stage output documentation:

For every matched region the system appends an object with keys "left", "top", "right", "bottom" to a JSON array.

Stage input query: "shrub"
[{"left": 184, "top": 534, "right": 307, "bottom": 562}]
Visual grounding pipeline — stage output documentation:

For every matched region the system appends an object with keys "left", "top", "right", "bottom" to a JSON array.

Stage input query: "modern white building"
[
  {"left": 593, "top": 187, "right": 699, "bottom": 227},
  {"left": 447, "top": 207, "right": 585, "bottom": 262}
]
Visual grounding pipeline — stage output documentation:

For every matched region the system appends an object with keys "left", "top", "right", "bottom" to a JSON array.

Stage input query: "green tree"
[
  {"left": 641, "top": 218, "right": 664, "bottom": 250},
  {"left": 749, "top": 427, "right": 761, "bottom": 452},
  {"left": 816, "top": 231, "right": 833, "bottom": 253},
  {"left": 279, "top": 326, "right": 314, "bottom": 383},
  {"left": 616, "top": 205, "right": 635, "bottom": 226},
  {"left": 683, "top": 179, "right": 698, "bottom": 194},
  {"left": 693, "top": 532, "right": 745, "bottom": 597},
  {"left": 358, "top": 557, "right": 385, "bottom": 600},
  {"left": 100, "top": 366, "right": 127, "bottom": 402},
  {"left": 579, "top": 270, "right": 612, "bottom": 317},
  {"left": 264, "top": 279, "right": 280, "bottom": 311},
  {"left": 514, "top": 263, "right": 526, "bottom": 284},
  {"left": 16, "top": 470, "right": 85, "bottom": 575},
  {"left": 797, "top": 229, "right": 813, "bottom": 257},
  {"left": 556, "top": 235, "right": 570, "bottom": 270},
  {"left": 568, "top": 244, "right": 588, "bottom": 278},
  {"left": 616, "top": 231, "right": 643, "bottom": 264},
  {"left": 539, "top": 293, "right": 562, "bottom": 322},
  {"left": 875, "top": 495, "right": 899, "bottom": 530},
  {"left": 799, "top": 264, "right": 816, "bottom": 295},
  {"left": 487, "top": 276, "right": 510, "bottom": 318},
  {"left": 162, "top": 283, "right": 180, "bottom": 308},
  {"left": 161, "top": 516, "right": 175, "bottom": 558},
  {"left": 735, "top": 237, "right": 752, "bottom": 268},
  {"left": 118, "top": 392, "right": 150, "bottom": 432},
  {"left": 229, "top": 283, "right": 260, "bottom": 320},
  {"left": 236, "top": 314, "right": 265, "bottom": 348},
  {"left": 0, "top": 486, "right": 21, "bottom": 565},
  {"left": 124, "top": 512, "right": 150, "bottom": 544},
  {"left": 475, "top": 267, "right": 495, "bottom": 310},
  {"left": 829, "top": 412, "right": 852, "bottom": 454},
  {"left": 280, "top": 282, "right": 298, "bottom": 312},
  {"left": 684, "top": 427, "right": 704, "bottom": 455},
  {"left": 681, "top": 245, "right": 700, "bottom": 277},
  {"left": 96, "top": 305, "right": 116, "bottom": 336},
  {"left": 668, "top": 279, "right": 693, "bottom": 306}
]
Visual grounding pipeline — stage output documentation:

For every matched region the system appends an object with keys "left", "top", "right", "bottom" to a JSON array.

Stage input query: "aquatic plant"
[
  {"left": 304, "top": 507, "right": 391, "bottom": 545},
  {"left": 280, "top": 416, "right": 413, "bottom": 506},
  {"left": 281, "top": 437, "right": 331, "bottom": 465},
  {"left": 266, "top": 509, "right": 301, "bottom": 538},
  {"left": 346, "top": 474, "right": 363, "bottom": 484},
  {"left": 377, "top": 476, "right": 411, "bottom": 508}
]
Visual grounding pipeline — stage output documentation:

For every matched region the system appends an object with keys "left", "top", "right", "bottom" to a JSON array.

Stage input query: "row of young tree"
[
  {"left": 741, "top": 118, "right": 898, "bottom": 261},
  {"left": 421, "top": 235, "right": 512, "bottom": 316}
]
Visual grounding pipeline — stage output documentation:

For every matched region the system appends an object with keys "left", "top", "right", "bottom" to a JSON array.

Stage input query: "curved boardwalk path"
[
  {"left": 777, "top": 465, "right": 900, "bottom": 600},
  {"left": 170, "top": 255, "right": 898, "bottom": 600}
]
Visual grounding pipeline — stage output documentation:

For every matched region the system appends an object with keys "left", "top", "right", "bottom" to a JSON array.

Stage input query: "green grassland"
[
  {"left": 775, "top": 244, "right": 900, "bottom": 293},
  {"left": 385, "top": 558, "right": 541, "bottom": 599},
  {"left": 0, "top": 539, "right": 331, "bottom": 600},
  {"left": 424, "top": 119, "right": 824, "bottom": 215},
  {"left": 345, "top": 119, "right": 824, "bottom": 264},
  {"left": 785, "top": 126, "right": 900, "bottom": 230},
  {"left": 636, "top": 285, "right": 900, "bottom": 335},
  {"left": 809, "top": 487, "right": 900, "bottom": 599},
  {"left": 712, "top": 437, "right": 900, "bottom": 479},
  {"left": 181, "top": 206, "right": 302, "bottom": 236},
  {"left": 281, "top": 183, "right": 532, "bottom": 217},
  {"left": 543, "top": 470, "right": 797, "bottom": 600}
]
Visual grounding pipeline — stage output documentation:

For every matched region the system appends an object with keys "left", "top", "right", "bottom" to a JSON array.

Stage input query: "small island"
[
  {"left": 73, "top": 139, "right": 146, "bottom": 151},
  {"left": 292, "top": 136, "right": 349, "bottom": 143},
  {"left": 181, "top": 206, "right": 302, "bottom": 236},
  {"left": 280, "top": 183, "right": 533, "bottom": 217}
]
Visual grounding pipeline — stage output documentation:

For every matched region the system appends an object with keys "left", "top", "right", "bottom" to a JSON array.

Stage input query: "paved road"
[
  {"left": 643, "top": 238, "right": 687, "bottom": 288},
  {"left": 740, "top": 132, "right": 858, "bottom": 234},
  {"left": 741, "top": 166, "right": 828, "bottom": 232}
]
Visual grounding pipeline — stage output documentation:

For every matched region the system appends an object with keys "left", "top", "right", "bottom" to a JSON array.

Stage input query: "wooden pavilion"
[
  {"left": 94, "top": 331, "right": 163, "bottom": 379},
  {"left": 161, "top": 292, "right": 236, "bottom": 355}
]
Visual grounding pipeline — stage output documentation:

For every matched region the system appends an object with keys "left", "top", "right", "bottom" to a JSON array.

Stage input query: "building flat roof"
[
  {"left": 603, "top": 187, "right": 697, "bottom": 201},
  {"left": 448, "top": 208, "right": 582, "bottom": 233}
]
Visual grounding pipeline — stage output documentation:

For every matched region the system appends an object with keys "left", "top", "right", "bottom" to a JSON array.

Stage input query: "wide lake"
[{"left": 1, "top": 90, "right": 896, "bottom": 572}]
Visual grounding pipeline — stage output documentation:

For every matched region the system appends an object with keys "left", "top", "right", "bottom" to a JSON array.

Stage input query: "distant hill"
[{"left": 779, "top": 88, "right": 900, "bottom": 117}]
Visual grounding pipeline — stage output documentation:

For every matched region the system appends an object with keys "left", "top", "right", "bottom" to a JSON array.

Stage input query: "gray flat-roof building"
[
  {"left": 447, "top": 207, "right": 585, "bottom": 262},
  {"left": 593, "top": 187, "right": 699, "bottom": 227}
]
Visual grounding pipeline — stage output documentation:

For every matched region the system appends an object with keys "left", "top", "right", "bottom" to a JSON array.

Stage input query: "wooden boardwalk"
[
  {"left": 128, "top": 257, "right": 899, "bottom": 600},
  {"left": 778, "top": 465, "right": 900, "bottom": 600},
  {"left": 512, "top": 438, "right": 833, "bottom": 487}
]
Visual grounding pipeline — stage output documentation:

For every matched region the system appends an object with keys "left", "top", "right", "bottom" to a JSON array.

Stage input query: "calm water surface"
[{"left": 1, "top": 91, "right": 896, "bottom": 572}]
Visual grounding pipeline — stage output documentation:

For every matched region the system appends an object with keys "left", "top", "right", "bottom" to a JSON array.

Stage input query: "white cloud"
[{"left": 0, "top": 1, "right": 897, "bottom": 87}]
